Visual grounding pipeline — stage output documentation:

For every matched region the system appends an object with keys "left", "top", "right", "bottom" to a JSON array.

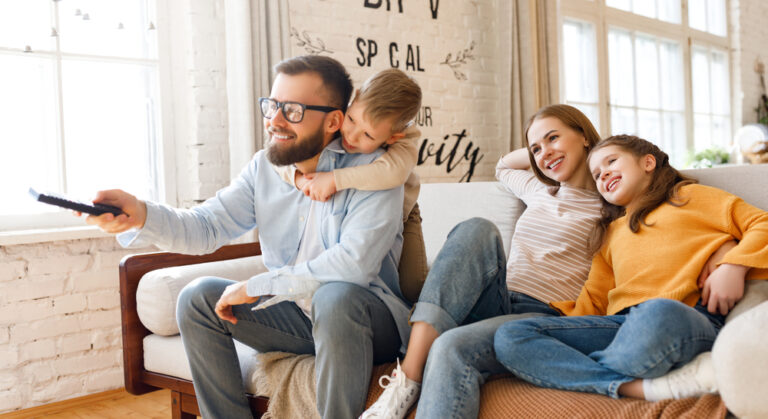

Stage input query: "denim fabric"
[
  {"left": 177, "top": 277, "right": 401, "bottom": 419},
  {"left": 494, "top": 298, "right": 725, "bottom": 398},
  {"left": 410, "top": 218, "right": 511, "bottom": 333},
  {"left": 410, "top": 218, "right": 561, "bottom": 419}
]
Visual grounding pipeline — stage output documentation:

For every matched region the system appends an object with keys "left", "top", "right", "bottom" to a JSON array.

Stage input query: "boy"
[{"left": 275, "top": 68, "right": 426, "bottom": 303}]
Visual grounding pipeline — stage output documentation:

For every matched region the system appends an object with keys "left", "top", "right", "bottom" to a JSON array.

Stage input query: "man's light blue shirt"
[{"left": 118, "top": 138, "right": 412, "bottom": 348}]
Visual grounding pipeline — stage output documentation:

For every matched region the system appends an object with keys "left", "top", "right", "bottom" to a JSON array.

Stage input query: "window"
[
  {"left": 0, "top": 0, "right": 163, "bottom": 231},
  {"left": 560, "top": 0, "right": 732, "bottom": 167}
]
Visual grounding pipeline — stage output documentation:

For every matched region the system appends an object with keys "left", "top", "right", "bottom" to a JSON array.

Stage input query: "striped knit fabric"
[{"left": 496, "top": 160, "right": 603, "bottom": 303}]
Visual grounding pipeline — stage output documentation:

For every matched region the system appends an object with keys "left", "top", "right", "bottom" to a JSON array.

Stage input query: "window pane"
[
  {"left": 711, "top": 115, "right": 730, "bottom": 148},
  {"left": 637, "top": 110, "right": 662, "bottom": 146},
  {"left": 611, "top": 106, "right": 636, "bottom": 135},
  {"left": 706, "top": 0, "right": 727, "bottom": 36},
  {"left": 659, "top": 41, "right": 684, "bottom": 111},
  {"left": 61, "top": 59, "right": 159, "bottom": 200},
  {"left": 635, "top": 35, "right": 659, "bottom": 109},
  {"left": 662, "top": 112, "right": 686, "bottom": 166},
  {"left": 562, "top": 20, "right": 598, "bottom": 103},
  {"left": 606, "top": 0, "right": 631, "bottom": 12},
  {"left": 608, "top": 28, "right": 635, "bottom": 107},
  {"left": 58, "top": 0, "right": 157, "bottom": 59},
  {"left": 0, "top": 0, "right": 54, "bottom": 51},
  {"left": 0, "top": 55, "right": 61, "bottom": 216},
  {"left": 632, "top": 0, "right": 656, "bottom": 19},
  {"left": 694, "top": 114, "right": 712, "bottom": 151},
  {"left": 570, "top": 103, "right": 600, "bottom": 133},
  {"left": 688, "top": 0, "right": 707, "bottom": 32},
  {"left": 691, "top": 47, "right": 711, "bottom": 113},
  {"left": 710, "top": 49, "right": 730, "bottom": 115},
  {"left": 657, "top": 0, "right": 681, "bottom": 23}
]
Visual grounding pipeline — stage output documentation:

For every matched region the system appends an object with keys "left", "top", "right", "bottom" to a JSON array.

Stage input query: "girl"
[
  {"left": 493, "top": 135, "right": 768, "bottom": 401},
  {"left": 363, "top": 104, "right": 604, "bottom": 419}
]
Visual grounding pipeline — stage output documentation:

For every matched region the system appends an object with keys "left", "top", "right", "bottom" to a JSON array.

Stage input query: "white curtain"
[{"left": 224, "top": 0, "right": 290, "bottom": 180}]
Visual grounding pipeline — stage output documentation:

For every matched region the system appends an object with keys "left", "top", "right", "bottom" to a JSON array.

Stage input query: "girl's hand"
[
  {"left": 302, "top": 172, "right": 336, "bottom": 202},
  {"left": 701, "top": 263, "right": 749, "bottom": 315},
  {"left": 698, "top": 240, "right": 738, "bottom": 288}
]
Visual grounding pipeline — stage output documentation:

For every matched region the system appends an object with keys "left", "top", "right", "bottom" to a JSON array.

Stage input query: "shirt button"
[
  {"left": 288, "top": 288, "right": 294, "bottom": 293},
  {"left": 299, "top": 216, "right": 305, "bottom": 222}
]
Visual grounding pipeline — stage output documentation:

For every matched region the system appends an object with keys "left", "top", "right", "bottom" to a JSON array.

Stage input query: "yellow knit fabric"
[{"left": 552, "top": 184, "right": 768, "bottom": 316}]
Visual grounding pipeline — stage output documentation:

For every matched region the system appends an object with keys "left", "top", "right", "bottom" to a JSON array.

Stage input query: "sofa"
[{"left": 118, "top": 164, "right": 768, "bottom": 418}]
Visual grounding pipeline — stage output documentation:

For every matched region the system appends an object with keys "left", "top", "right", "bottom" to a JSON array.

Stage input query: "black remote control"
[{"left": 29, "top": 188, "right": 124, "bottom": 216}]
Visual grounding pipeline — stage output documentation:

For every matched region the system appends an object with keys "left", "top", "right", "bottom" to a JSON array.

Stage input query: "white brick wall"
[
  {"left": 0, "top": 238, "right": 154, "bottom": 412},
  {"left": 2, "top": 0, "right": 767, "bottom": 414}
]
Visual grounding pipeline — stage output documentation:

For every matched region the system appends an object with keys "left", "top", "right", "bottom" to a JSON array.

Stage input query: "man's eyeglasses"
[{"left": 258, "top": 97, "right": 339, "bottom": 123}]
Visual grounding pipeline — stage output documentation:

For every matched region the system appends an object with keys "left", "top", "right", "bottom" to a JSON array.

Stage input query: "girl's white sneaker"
[{"left": 360, "top": 359, "right": 421, "bottom": 419}]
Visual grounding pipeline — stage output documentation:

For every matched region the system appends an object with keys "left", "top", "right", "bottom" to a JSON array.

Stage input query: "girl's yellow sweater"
[{"left": 553, "top": 184, "right": 768, "bottom": 316}]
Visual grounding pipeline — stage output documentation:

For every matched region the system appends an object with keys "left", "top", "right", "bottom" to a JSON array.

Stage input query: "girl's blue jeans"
[{"left": 493, "top": 298, "right": 726, "bottom": 398}]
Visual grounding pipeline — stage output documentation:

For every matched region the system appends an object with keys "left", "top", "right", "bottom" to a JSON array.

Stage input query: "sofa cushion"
[
  {"left": 143, "top": 334, "right": 269, "bottom": 396},
  {"left": 137, "top": 255, "right": 267, "bottom": 335},
  {"left": 713, "top": 295, "right": 768, "bottom": 419},
  {"left": 418, "top": 181, "right": 525, "bottom": 264}
]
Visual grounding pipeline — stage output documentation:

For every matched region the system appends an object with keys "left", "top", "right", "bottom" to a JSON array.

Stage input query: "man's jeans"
[
  {"left": 409, "top": 218, "right": 560, "bottom": 419},
  {"left": 494, "top": 298, "right": 726, "bottom": 398},
  {"left": 176, "top": 278, "right": 401, "bottom": 419}
]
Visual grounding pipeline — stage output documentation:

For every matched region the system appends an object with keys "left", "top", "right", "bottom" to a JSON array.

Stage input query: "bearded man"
[{"left": 85, "top": 55, "right": 409, "bottom": 419}]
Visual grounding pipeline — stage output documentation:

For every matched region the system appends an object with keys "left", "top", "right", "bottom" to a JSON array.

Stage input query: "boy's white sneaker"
[
  {"left": 360, "top": 359, "right": 421, "bottom": 419},
  {"left": 643, "top": 352, "right": 718, "bottom": 401}
]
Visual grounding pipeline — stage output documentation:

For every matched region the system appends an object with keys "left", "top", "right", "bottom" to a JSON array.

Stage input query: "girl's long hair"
[
  {"left": 588, "top": 135, "right": 698, "bottom": 249},
  {"left": 522, "top": 104, "right": 601, "bottom": 187}
]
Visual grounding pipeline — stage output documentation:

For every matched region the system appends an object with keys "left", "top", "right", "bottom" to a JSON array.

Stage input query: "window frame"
[
  {"left": 558, "top": 0, "right": 734, "bottom": 158},
  {"left": 0, "top": 0, "right": 177, "bottom": 236}
]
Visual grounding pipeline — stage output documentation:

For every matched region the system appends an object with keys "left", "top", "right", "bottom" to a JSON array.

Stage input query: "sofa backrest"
[
  {"left": 681, "top": 165, "right": 768, "bottom": 210},
  {"left": 417, "top": 182, "right": 525, "bottom": 265},
  {"left": 137, "top": 164, "right": 767, "bottom": 336}
]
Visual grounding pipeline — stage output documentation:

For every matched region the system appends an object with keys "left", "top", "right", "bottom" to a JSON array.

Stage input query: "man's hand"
[
  {"left": 301, "top": 172, "right": 337, "bottom": 202},
  {"left": 701, "top": 263, "right": 749, "bottom": 315},
  {"left": 698, "top": 240, "right": 737, "bottom": 288},
  {"left": 214, "top": 281, "right": 259, "bottom": 325},
  {"left": 80, "top": 189, "right": 147, "bottom": 234}
]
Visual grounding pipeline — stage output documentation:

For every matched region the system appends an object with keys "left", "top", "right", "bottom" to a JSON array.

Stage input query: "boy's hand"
[
  {"left": 301, "top": 172, "right": 337, "bottom": 202},
  {"left": 81, "top": 189, "right": 147, "bottom": 234},
  {"left": 701, "top": 263, "right": 748, "bottom": 315},
  {"left": 698, "top": 240, "right": 737, "bottom": 288},
  {"left": 295, "top": 170, "right": 309, "bottom": 191}
]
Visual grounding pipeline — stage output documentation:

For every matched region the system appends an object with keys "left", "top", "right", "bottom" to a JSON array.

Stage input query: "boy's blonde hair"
[{"left": 355, "top": 69, "right": 422, "bottom": 133}]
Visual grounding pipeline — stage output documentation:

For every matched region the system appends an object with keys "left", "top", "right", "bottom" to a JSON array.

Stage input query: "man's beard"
[{"left": 266, "top": 126, "right": 325, "bottom": 166}]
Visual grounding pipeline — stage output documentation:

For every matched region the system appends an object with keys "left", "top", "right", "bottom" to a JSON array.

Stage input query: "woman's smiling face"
[{"left": 527, "top": 116, "right": 591, "bottom": 188}]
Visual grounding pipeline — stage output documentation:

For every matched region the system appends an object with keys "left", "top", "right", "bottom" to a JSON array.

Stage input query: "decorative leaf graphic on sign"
[
  {"left": 440, "top": 41, "right": 476, "bottom": 81},
  {"left": 290, "top": 27, "right": 334, "bottom": 55}
]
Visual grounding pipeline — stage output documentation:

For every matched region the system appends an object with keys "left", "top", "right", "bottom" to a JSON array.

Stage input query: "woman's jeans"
[
  {"left": 409, "top": 218, "right": 560, "bottom": 419},
  {"left": 494, "top": 298, "right": 726, "bottom": 398}
]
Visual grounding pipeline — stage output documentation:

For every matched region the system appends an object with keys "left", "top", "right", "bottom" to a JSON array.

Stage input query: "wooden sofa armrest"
[{"left": 118, "top": 242, "right": 262, "bottom": 395}]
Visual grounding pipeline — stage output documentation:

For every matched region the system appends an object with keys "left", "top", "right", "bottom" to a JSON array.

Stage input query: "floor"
[{"left": 5, "top": 389, "right": 174, "bottom": 419}]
